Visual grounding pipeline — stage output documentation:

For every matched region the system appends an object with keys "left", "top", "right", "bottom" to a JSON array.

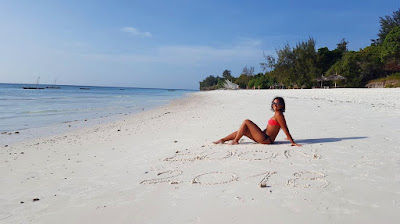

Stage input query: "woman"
[{"left": 213, "top": 97, "right": 301, "bottom": 147}]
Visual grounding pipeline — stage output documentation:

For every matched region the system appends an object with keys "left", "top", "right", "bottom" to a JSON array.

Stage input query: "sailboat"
[
  {"left": 23, "top": 76, "right": 45, "bottom": 89},
  {"left": 46, "top": 79, "right": 61, "bottom": 89}
]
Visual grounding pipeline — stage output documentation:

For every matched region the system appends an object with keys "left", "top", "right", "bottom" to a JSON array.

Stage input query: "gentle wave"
[
  {"left": 0, "top": 95, "right": 135, "bottom": 101},
  {"left": 0, "top": 83, "right": 195, "bottom": 132},
  {"left": 19, "top": 106, "right": 135, "bottom": 115}
]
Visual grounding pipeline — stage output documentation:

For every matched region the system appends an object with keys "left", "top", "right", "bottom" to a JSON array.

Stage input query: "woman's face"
[{"left": 272, "top": 99, "right": 283, "bottom": 111}]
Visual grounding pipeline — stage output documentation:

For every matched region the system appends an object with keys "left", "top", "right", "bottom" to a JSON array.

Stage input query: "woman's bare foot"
[
  {"left": 229, "top": 140, "right": 239, "bottom": 145},
  {"left": 213, "top": 139, "right": 225, "bottom": 144}
]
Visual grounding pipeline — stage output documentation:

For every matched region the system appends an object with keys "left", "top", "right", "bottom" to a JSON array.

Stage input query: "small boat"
[
  {"left": 23, "top": 76, "right": 44, "bottom": 89},
  {"left": 46, "top": 79, "right": 61, "bottom": 89},
  {"left": 23, "top": 87, "right": 45, "bottom": 89},
  {"left": 80, "top": 87, "right": 90, "bottom": 90}
]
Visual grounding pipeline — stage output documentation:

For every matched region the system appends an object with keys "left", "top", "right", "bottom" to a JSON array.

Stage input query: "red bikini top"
[{"left": 268, "top": 119, "right": 280, "bottom": 126}]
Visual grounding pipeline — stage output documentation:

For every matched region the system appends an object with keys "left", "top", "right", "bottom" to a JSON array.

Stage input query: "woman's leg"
[
  {"left": 214, "top": 119, "right": 271, "bottom": 144},
  {"left": 231, "top": 119, "right": 267, "bottom": 144},
  {"left": 213, "top": 131, "right": 238, "bottom": 144}
]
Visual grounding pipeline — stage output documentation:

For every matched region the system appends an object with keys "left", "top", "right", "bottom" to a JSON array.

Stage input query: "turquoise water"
[{"left": 0, "top": 83, "right": 195, "bottom": 132}]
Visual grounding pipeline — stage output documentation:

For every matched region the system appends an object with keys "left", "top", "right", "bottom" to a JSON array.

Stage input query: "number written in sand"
[
  {"left": 140, "top": 170, "right": 328, "bottom": 188},
  {"left": 164, "top": 150, "right": 282, "bottom": 162},
  {"left": 247, "top": 171, "right": 277, "bottom": 188},
  {"left": 192, "top": 172, "right": 239, "bottom": 185},
  {"left": 140, "top": 170, "right": 183, "bottom": 185},
  {"left": 237, "top": 150, "right": 278, "bottom": 161},
  {"left": 287, "top": 171, "right": 329, "bottom": 188}
]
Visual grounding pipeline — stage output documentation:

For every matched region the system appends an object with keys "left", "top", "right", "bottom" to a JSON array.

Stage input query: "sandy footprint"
[
  {"left": 392, "top": 199, "right": 400, "bottom": 208},
  {"left": 284, "top": 150, "right": 291, "bottom": 159},
  {"left": 0, "top": 212, "right": 12, "bottom": 221},
  {"left": 295, "top": 149, "right": 321, "bottom": 160},
  {"left": 316, "top": 198, "right": 359, "bottom": 215},
  {"left": 352, "top": 160, "right": 384, "bottom": 168}
]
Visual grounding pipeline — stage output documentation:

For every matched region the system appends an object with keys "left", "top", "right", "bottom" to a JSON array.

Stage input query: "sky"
[{"left": 0, "top": 0, "right": 399, "bottom": 90}]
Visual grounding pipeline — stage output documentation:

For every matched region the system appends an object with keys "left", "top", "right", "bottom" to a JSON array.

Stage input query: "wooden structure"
[{"left": 316, "top": 73, "right": 347, "bottom": 88}]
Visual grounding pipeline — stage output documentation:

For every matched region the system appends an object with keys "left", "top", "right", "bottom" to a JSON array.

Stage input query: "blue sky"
[{"left": 0, "top": 0, "right": 398, "bottom": 89}]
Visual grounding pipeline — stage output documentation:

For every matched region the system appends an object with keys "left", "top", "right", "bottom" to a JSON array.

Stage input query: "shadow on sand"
[{"left": 274, "top": 136, "right": 368, "bottom": 145}]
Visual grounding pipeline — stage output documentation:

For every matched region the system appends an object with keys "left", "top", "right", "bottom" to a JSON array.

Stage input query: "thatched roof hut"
[
  {"left": 270, "top": 83, "right": 285, "bottom": 89},
  {"left": 326, "top": 73, "right": 346, "bottom": 88},
  {"left": 315, "top": 75, "right": 328, "bottom": 88},
  {"left": 316, "top": 73, "right": 347, "bottom": 88}
]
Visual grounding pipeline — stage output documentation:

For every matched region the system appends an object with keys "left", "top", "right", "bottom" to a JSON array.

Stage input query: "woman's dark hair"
[{"left": 271, "top": 97, "right": 285, "bottom": 112}]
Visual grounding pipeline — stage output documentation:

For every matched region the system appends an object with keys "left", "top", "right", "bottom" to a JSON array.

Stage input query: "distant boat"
[
  {"left": 46, "top": 79, "right": 61, "bottom": 89},
  {"left": 80, "top": 87, "right": 90, "bottom": 90},
  {"left": 23, "top": 76, "right": 44, "bottom": 89}
]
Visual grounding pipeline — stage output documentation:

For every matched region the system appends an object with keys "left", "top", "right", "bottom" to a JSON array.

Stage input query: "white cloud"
[
  {"left": 121, "top": 26, "right": 152, "bottom": 38},
  {"left": 234, "top": 38, "right": 262, "bottom": 48},
  {"left": 155, "top": 39, "right": 267, "bottom": 67},
  {"left": 80, "top": 39, "right": 266, "bottom": 67},
  {"left": 0, "top": 38, "right": 268, "bottom": 89}
]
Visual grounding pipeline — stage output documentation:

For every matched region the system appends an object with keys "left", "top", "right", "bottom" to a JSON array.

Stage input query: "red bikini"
[{"left": 268, "top": 119, "right": 280, "bottom": 126}]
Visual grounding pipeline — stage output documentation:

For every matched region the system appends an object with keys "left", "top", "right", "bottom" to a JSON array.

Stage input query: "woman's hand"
[
  {"left": 291, "top": 142, "right": 302, "bottom": 147},
  {"left": 285, "top": 138, "right": 301, "bottom": 147}
]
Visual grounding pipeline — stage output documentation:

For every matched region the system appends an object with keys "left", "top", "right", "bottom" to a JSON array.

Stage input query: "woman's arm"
[{"left": 276, "top": 113, "right": 301, "bottom": 147}]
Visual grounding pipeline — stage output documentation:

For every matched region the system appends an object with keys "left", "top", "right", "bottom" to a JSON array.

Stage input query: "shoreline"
[
  {"left": 1, "top": 89, "right": 400, "bottom": 223},
  {"left": 0, "top": 83, "right": 195, "bottom": 135},
  {"left": 0, "top": 92, "right": 194, "bottom": 147}
]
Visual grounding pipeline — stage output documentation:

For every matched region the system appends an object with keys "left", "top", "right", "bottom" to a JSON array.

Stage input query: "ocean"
[{"left": 0, "top": 83, "right": 195, "bottom": 133}]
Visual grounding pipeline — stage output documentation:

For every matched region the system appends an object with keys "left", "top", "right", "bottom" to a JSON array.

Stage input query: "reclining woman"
[{"left": 213, "top": 97, "right": 301, "bottom": 147}]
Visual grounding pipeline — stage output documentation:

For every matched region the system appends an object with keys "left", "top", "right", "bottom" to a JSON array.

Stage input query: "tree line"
[{"left": 200, "top": 8, "right": 400, "bottom": 90}]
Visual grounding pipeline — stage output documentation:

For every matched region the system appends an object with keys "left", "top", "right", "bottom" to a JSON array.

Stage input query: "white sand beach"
[{"left": 1, "top": 88, "right": 400, "bottom": 223}]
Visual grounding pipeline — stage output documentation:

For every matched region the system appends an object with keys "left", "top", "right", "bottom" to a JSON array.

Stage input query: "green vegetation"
[
  {"left": 199, "top": 75, "right": 224, "bottom": 90},
  {"left": 367, "top": 72, "right": 400, "bottom": 88},
  {"left": 199, "top": 8, "right": 400, "bottom": 90}
]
